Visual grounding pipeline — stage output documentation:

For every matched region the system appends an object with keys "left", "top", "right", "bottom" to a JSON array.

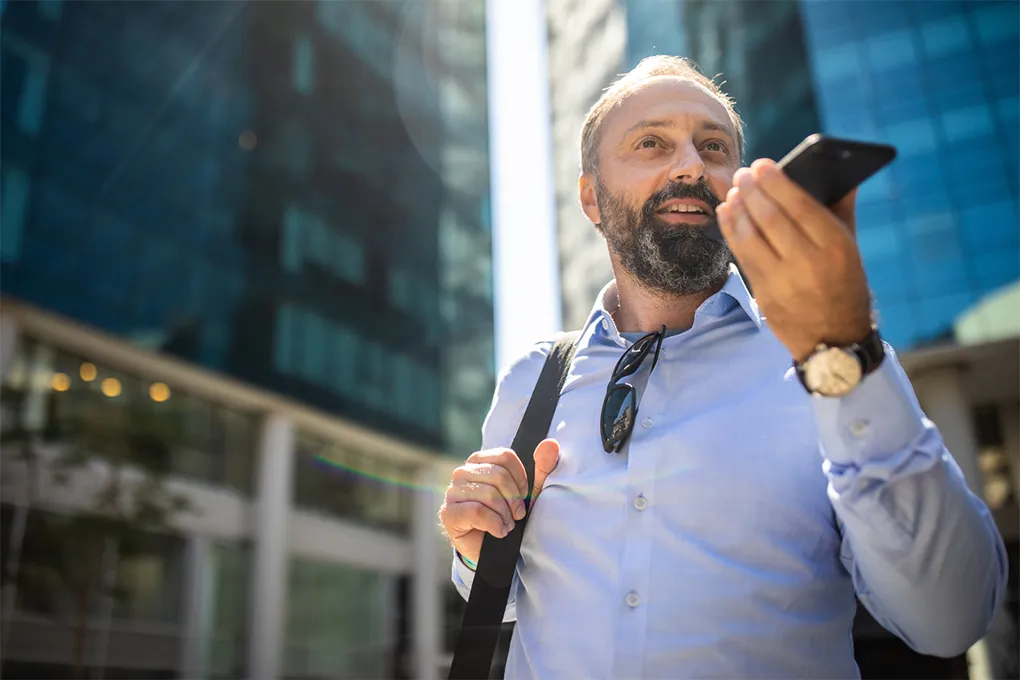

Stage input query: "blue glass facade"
[
  {"left": 0, "top": 0, "right": 496, "bottom": 452},
  {"left": 801, "top": 0, "right": 1019, "bottom": 349}
]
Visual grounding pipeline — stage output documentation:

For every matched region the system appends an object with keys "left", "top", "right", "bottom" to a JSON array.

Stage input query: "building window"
[
  {"left": 1, "top": 165, "right": 29, "bottom": 261},
  {"left": 292, "top": 35, "right": 314, "bottom": 95},
  {"left": 292, "top": 431, "right": 414, "bottom": 534},
  {"left": 284, "top": 559, "right": 395, "bottom": 679}
]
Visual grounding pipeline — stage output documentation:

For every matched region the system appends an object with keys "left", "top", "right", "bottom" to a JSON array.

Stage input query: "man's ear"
[{"left": 579, "top": 172, "right": 601, "bottom": 226}]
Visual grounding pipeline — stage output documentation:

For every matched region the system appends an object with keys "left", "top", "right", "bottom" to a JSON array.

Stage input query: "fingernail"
[
  {"left": 516, "top": 502, "right": 527, "bottom": 519},
  {"left": 505, "top": 520, "right": 515, "bottom": 535}
]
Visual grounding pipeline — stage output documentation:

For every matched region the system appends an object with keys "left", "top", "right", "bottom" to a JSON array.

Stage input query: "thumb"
[{"left": 532, "top": 438, "right": 561, "bottom": 498}]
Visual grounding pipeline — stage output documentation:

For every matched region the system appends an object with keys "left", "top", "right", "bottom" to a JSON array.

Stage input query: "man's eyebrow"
[
  {"left": 621, "top": 118, "right": 735, "bottom": 142},
  {"left": 699, "top": 120, "right": 735, "bottom": 140},
  {"left": 621, "top": 119, "right": 676, "bottom": 138}
]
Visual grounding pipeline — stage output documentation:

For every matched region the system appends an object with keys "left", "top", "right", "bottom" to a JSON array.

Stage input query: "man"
[{"left": 439, "top": 55, "right": 1007, "bottom": 678}]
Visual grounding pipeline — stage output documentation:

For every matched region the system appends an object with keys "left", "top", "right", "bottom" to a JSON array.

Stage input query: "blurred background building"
[
  {"left": 547, "top": 0, "right": 1018, "bottom": 678},
  {"left": 0, "top": 0, "right": 492, "bottom": 677}
]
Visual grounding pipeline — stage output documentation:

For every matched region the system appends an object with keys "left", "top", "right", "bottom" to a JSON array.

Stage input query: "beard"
[{"left": 595, "top": 178, "right": 734, "bottom": 297}]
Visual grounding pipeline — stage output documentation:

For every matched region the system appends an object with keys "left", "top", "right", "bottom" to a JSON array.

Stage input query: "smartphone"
[
  {"left": 777, "top": 133, "right": 897, "bottom": 206},
  {"left": 703, "top": 134, "right": 897, "bottom": 243}
]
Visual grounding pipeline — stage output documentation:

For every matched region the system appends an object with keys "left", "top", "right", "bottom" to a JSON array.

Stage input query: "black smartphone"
[
  {"left": 777, "top": 133, "right": 897, "bottom": 206},
  {"left": 703, "top": 134, "right": 897, "bottom": 243}
]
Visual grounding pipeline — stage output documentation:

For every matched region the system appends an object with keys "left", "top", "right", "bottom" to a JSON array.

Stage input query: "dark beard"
[{"left": 596, "top": 179, "right": 733, "bottom": 297}]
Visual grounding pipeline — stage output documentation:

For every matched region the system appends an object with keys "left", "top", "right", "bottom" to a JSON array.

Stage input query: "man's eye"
[
  {"left": 703, "top": 141, "right": 727, "bottom": 153},
  {"left": 639, "top": 138, "right": 660, "bottom": 149}
]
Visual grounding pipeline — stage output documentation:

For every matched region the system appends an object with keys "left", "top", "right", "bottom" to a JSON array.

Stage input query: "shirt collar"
[{"left": 581, "top": 264, "right": 763, "bottom": 341}]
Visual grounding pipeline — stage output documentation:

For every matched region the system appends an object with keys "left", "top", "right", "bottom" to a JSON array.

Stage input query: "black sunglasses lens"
[
  {"left": 602, "top": 385, "right": 636, "bottom": 452},
  {"left": 616, "top": 340, "right": 652, "bottom": 379}
]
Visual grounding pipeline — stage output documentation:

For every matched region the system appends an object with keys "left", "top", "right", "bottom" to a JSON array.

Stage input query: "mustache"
[{"left": 642, "top": 180, "right": 721, "bottom": 219}]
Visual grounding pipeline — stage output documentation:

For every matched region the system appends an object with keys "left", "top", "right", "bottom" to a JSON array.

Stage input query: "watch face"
[{"left": 804, "top": 347, "right": 863, "bottom": 397}]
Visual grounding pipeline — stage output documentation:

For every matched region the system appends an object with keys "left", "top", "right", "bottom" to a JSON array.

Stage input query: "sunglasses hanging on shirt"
[{"left": 601, "top": 325, "right": 665, "bottom": 453}]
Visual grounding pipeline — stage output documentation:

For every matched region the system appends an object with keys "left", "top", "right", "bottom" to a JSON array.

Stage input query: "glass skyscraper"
[
  {"left": 0, "top": 0, "right": 495, "bottom": 455},
  {"left": 800, "top": 0, "right": 1019, "bottom": 350},
  {"left": 0, "top": 1, "right": 492, "bottom": 678}
]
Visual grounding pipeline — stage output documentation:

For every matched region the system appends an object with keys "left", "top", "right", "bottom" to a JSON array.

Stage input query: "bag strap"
[{"left": 448, "top": 330, "right": 581, "bottom": 680}]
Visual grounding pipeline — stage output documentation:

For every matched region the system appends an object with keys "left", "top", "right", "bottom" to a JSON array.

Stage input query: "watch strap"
[{"left": 852, "top": 327, "right": 885, "bottom": 377}]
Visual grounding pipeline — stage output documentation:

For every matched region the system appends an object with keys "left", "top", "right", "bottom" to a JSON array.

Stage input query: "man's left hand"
[{"left": 716, "top": 158, "right": 873, "bottom": 363}]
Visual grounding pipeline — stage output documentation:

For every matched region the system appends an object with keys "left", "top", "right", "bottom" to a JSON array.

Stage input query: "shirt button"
[
  {"left": 601, "top": 319, "right": 609, "bottom": 331},
  {"left": 633, "top": 495, "right": 648, "bottom": 511},
  {"left": 625, "top": 591, "right": 641, "bottom": 608},
  {"left": 849, "top": 420, "right": 870, "bottom": 437},
  {"left": 641, "top": 417, "right": 654, "bottom": 429}
]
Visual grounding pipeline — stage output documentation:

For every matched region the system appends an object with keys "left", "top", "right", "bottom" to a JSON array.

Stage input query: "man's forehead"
[{"left": 606, "top": 76, "right": 733, "bottom": 137}]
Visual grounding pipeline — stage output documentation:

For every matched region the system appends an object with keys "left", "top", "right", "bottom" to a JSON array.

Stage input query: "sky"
[{"left": 487, "top": 0, "right": 563, "bottom": 373}]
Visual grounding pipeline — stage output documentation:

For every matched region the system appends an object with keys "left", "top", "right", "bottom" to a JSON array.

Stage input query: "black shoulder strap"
[{"left": 448, "top": 331, "right": 581, "bottom": 680}]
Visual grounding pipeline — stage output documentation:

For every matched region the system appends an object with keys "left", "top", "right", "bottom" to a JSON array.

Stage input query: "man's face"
[{"left": 581, "top": 77, "right": 740, "bottom": 297}]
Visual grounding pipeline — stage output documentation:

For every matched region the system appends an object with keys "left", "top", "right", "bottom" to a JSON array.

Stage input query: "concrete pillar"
[
  {"left": 998, "top": 401, "right": 1020, "bottom": 503},
  {"left": 412, "top": 465, "right": 441, "bottom": 680},
  {"left": 179, "top": 536, "right": 215, "bottom": 680},
  {"left": 0, "top": 313, "right": 20, "bottom": 381},
  {"left": 912, "top": 365, "right": 984, "bottom": 497},
  {"left": 247, "top": 413, "right": 295, "bottom": 679}
]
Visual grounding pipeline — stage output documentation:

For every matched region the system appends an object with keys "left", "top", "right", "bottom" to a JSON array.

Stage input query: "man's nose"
[{"left": 669, "top": 144, "right": 705, "bottom": 183}]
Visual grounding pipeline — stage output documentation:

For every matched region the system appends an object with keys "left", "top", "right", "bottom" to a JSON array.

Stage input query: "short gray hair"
[{"left": 580, "top": 55, "right": 745, "bottom": 176}]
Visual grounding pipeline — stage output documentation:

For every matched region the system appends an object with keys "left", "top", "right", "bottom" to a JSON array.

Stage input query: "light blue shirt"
[{"left": 452, "top": 266, "right": 1007, "bottom": 679}]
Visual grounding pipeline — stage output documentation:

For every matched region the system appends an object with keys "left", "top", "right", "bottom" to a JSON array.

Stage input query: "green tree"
[{"left": 1, "top": 381, "right": 192, "bottom": 679}]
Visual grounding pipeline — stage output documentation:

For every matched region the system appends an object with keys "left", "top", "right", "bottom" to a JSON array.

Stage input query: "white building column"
[
  {"left": 998, "top": 401, "right": 1020, "bottom": 503},
  {"left": 412, "top": 465, "right": 442, "bottom": 680},
  {"left": 179, "top": 536, "right": 215, "bottom": 680},
  {"left": 912, "top": 365, "right": 984, "bottom": 496},
  {"left": 0, "top": 313, "right": 19, "bottom": 382},
  {"left": 247, "top": 413, "right": 295, "bottom": 679}
]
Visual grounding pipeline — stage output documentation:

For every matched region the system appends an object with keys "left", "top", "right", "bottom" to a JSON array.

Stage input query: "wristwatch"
[{"left": 795, "top": 328, "right": 885, "bottom": 398}]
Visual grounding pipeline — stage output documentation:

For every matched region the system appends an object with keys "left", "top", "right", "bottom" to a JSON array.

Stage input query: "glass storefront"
[
  {"left": 284, "top": 558, "right": 396, "bottom": 679},
  {"left": 2, "top": 335, "right": 258, "bottom": 494},
  {"left": 292, "top": 429, "right": 415, "bottom": 535}
]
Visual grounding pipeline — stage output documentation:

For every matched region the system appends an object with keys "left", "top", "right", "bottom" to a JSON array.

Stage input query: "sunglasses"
[{"left": 600, "top": 325, "right": 665, "bottom": 453}]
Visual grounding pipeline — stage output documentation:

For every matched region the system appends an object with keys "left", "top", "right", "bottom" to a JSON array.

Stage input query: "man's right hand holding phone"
[{"left": 439, "top": 439, "right": 561, "bottom": 566}]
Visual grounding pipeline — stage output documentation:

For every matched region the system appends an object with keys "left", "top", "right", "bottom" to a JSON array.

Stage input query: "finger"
[
  {"left": 532, "top": 439, "right": 561, "bottom": 499},
  {"left": 719, "top": 188, "right": 780, "bottom": 268},
  {"left": 447, "top": 482, "right": 515, "bottom": 531},
  {"left": 735, "top": 167, "right": 812, "bottom": 260},
  {"left": 466, "top": 448, "right": 529, "bottom": 500},
  {"left": 752, "top": 159, "right": 833, "bottom": 248},
  {"left": 453, "top": 463, "right": 527, "bottom": 520},
  {"left": 448, "top": 500, "right": 510, "bottom": 538}
]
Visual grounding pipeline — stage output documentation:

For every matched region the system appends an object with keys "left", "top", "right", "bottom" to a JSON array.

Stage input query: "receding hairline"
[
  {"left": 606, "top": 77, "right": 740, "bottom": 144},
  {"left": 580, "top": 60, "right": 744, "bottom": 174}
]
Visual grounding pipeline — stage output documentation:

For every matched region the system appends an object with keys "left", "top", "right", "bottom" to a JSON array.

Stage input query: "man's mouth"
[{"left": 655, "top": 199, "right": 714, "bottom": 224}]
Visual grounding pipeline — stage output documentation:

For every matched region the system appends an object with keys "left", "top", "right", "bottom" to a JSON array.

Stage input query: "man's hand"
[
  {"left": 439, "top": 439, "right": 560, "bottom": 564},
  {"left": 716, "top": 158, "right": 873, "bottom": 363}
]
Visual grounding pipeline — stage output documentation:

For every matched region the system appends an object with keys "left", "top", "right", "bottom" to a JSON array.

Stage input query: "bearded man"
[{"left": 439, "top": 55, "right": 1006, "bottom": 679}]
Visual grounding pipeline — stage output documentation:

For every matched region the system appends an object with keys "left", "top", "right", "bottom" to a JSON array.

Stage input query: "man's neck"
[{"left": 610, "top": 268, "right": 727, "bottom": 334}]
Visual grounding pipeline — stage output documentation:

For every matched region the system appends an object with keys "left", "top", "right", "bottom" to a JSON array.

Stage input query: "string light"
[
  {"left": 80, "top": 363, "right": 97, "bottom": 382},
  {"left": 50, "top": 373, "right": 71, "bottom": 392},
  {"left": 101, "top": 377, "right": 122, "bottom": 398},
  {"left": 149, "top": 382, "right": 171, "bottom": 403}
]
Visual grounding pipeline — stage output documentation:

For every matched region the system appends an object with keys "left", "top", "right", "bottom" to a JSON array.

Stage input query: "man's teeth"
[{"left": 664, "top": 204, "right": 705, "bottom": 213}]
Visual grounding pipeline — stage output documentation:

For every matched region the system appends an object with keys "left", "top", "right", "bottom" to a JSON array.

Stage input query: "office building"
[
  {"left": 0, "top": 0, "right": 493, "bottom": 677},
  {"left": 547, "top": 1, "right": 1018, "bottom": 677}
]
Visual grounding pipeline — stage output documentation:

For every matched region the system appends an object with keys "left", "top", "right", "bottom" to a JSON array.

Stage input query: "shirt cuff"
[
  {"left": 452, "top": 549, "right": 477, "bottom": 588},
  {"left": 812, "top": 353, "right": 928, "bottom": 466}
]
